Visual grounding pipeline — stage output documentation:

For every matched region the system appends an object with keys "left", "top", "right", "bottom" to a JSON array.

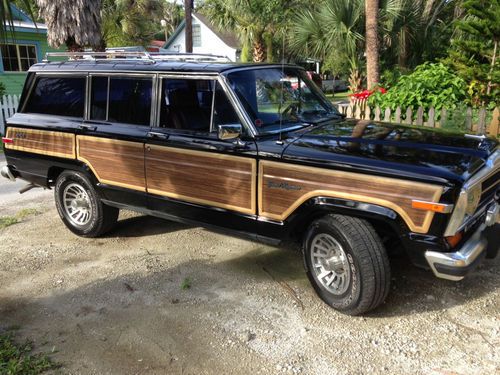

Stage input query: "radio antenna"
[{"left": 278, "top": 30, "right": 286, "bottom": 144}]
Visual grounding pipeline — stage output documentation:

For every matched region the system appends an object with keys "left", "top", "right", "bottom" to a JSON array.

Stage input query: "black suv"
[{"left": 1, "top": 52, "right": 499, "bottom": 315}]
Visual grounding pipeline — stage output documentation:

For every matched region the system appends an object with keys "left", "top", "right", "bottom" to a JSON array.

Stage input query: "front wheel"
[
  {"left": 54, "top": 171, "right": 118, "bottom": 237},
  {"left": 303, "top": 214, "right": 390, "bottom": 315}
]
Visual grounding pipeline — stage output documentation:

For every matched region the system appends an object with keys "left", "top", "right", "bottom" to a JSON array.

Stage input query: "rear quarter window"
[{"left": 23, "top": 76, "right": 86, "bottom": 118}]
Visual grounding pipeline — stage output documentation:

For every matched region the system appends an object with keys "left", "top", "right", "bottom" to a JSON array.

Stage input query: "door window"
[
  {"left": 90, "top": 76, "right": 153, "bottom": 126},
  {"left": 159, "top": 78, "right": 241, "bottom": 133}
]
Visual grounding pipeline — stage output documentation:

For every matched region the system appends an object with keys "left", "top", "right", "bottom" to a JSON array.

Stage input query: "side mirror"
[{"left": 218, "top": 123, "right": 242, "bottom": 140}]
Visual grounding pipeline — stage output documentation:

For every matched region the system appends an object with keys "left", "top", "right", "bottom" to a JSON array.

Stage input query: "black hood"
[{"left": 282, "top": 119, "right": 498, "bottom": 185}]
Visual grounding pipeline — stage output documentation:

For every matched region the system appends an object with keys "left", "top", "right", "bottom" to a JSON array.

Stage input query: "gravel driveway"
[{"left": 0, "top": 167, "right": 499, "bottom": 375}]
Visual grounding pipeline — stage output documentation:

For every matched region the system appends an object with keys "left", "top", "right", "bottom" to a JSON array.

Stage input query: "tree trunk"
[
  {"left": 487, "top": 39, "right": 498, "bottom": 96},
  {"left": 184, "top": 0, "right": 193, "bottom": 53},
  {"left": 253, "top": 34, "right": 266, "bottom": 63},
  {"left": 65, "top": 36, "right": 83, "bottom": 52},
  {"left": 365, "top": 0, "right": 380, "bottom": 89}
]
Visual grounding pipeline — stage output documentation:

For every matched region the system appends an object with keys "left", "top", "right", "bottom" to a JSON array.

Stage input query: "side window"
[
  {"left": 160, "top": 78, "right": 214, "bottom": 132},
  {"left": 90, "top": 76, "right": 152, "bottom": 126},
  {"left": 213, "top": 82, "right": 241, "bottom": 128},
  {"left": 24, "top": 76, "right": 85, "bottom": 117}
]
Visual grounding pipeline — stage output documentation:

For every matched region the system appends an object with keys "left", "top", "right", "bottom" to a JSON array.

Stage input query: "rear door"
[
  {"left": 76, "top": 73, "right": 155, "bottom": 205},
  {"left": 145, "top": 75, "right": 258, "bottom": 231}
]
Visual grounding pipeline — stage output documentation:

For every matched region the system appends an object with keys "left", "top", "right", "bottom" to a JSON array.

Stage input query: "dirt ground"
[{"left": 0, "top": 173, "right": 499, "bottom": 375}]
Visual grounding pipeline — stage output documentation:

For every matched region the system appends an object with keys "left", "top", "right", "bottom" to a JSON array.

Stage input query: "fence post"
[
  {"left": 405, "top": 107, "right": 412, "bottom": 124},
  {"left": 395, "top": 107, "right": 401, "bottom": 123},
  {"left": 374, "top": 106, "right": 381, "bottom": 121},
  {"left": 416, "top": 107, "right": 424, "bottom": 126},
  {"left": 488, "top": 107, "right": 499, "bottom": 137},
  {"left": 384, "top": 107, "right": 391, "bottom": 122},
  {"left": 428, "top": 107, "right": 435, "bottom": 127},
  {"left": 465, "top": 107, "right": 472, "bottom": 131},
  {"left": 477, "top": 108, "right": 487, "bottom": 134}
]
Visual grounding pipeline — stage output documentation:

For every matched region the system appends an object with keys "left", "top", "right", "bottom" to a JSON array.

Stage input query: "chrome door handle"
[
  {"left": 78, "top": 124, "right": 97, "bottom": 131},
  {"left": 147, "top": 131, "right": 169, "bottom": 140}
]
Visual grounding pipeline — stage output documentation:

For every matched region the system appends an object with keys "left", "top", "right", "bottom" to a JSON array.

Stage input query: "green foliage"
[
  {"left": 0, "top": 216, "right": 18, "bottom": 229},
  {"left": 369, "top": 63, "right": 467, "bottom": 114},
  {"left": 101, "top": 0, "right": 171, "bottom": 47},
  {"left": 0, "top": 81, "right": 5, "bottom": 97},
  {"left": 180, "top": 277, "right": 191, "bottom": 290},
  {"left": 444, "top": 0, "right": 499, "bottom": 107},
  {"left": 0, "top": 331, "right": 58, "bottom": 374}
]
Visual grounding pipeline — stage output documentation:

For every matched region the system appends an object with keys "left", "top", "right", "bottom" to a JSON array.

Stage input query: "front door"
[{"left": 145, "top": 76, "right": 258, "bottom": 231}]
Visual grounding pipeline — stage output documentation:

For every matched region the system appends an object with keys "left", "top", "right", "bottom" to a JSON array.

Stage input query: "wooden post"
[
  {"left": 477, "top": 108, "right": 487, "bottom": 134},
  {"left": 488, "top": 107, "right": 499, "bottom": 137},
  {"left": 395, "top": 106, "right": 401, "bottom": 123},
  {"left": 465, "top": 107, "right": 472, "bottom": 131},
  {"left": 405, "top": 107, "right": 412, "bottom": 124},
  {"left": 428, "top": 107, "right": 435, "bottom": 127},
  {"left": 416, "top": 107, "right": 424, "bottom": 126}
]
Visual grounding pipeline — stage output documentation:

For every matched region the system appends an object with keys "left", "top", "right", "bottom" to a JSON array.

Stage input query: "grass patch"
[
  {"left": 0, "top": 208, "right": 40, "bottom": 230},
  {"left": 0, "top": 217, "right": 18, "bottom": 230},
  {"left": 326, "top": 91, "right": 351, "bottom": 102},
  {"left": 15, "top": 208, "right": 40, "bottom": 221},
  {"left": 0, "top": 331, "right": 58, "bottom": 374},
  {"left": 180, "top": 277, "right": 192, "bottom": 290}
]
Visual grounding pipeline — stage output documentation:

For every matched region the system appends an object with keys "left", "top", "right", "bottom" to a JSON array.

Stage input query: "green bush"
[
  {"left": 0, "top": 81, "right": 5, "bottom": 97},
  {"left": 370, "top": 62, "right": 467, "bottom": 118}
]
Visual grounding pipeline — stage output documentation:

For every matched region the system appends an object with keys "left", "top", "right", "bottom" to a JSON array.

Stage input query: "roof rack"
[{"left": 42, "top": 51, "right": 231, "bottom": 64}]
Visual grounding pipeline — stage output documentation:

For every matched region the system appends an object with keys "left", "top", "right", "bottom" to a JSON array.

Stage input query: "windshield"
[{"left": 226, "top": 67, "right": 340, "bottom": 134}]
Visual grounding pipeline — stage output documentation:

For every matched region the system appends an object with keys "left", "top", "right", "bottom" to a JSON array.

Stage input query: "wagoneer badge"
[{"left": 267, "top": 181, "right": 302, "bottom": 191}]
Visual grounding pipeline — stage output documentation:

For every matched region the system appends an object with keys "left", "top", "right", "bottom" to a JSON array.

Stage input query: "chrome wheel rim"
[
  {"left": 62, "top": 183, "right": 92, "bottom": 227},
  {"left": 310, "top": 233, "right": 351, "bottom": 295}
]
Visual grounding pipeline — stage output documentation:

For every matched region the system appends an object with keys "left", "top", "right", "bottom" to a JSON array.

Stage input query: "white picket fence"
[
  {"left": 0, "top": 94, "right": 20, "bottom": 135},
  {"left": 336, "top": 101, "right": 500, "bottom": 137}
]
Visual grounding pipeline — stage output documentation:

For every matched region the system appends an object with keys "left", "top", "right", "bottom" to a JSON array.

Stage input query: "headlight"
[
  {"left": 465, "top": 185, "right": 481, "bottom": 216},
  {"left": 444, "top": 185, "right": 482, "bottom": 236}
]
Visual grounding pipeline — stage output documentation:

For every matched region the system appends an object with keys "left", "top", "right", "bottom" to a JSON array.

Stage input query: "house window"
[
  {"left": 1, "top": 44, "right": 37, "bottom": 71},
  {"left": 192, "top": 24, "right": 201, "bottom": 48}
]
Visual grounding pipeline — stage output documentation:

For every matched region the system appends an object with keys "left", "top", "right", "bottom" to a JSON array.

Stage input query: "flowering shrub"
[{"left": 349, "top": 87, "right": 386, "bottom": 101}]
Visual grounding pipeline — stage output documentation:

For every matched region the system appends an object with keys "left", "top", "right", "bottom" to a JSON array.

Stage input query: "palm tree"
[
  {"left": 203, "top": 0, "right": 300, "bottom": 62},
  {"left": 36, "top": 0, "right": 104, "bottom": 51},
  {"left": 101, "top": 0, "right": 164, "bottom": 48},
  {"left": 365, "top": 0, "right": 380, "bottom": 88},
  {"left": 289, "top": 0, "right": 365, "bottom": 91}
]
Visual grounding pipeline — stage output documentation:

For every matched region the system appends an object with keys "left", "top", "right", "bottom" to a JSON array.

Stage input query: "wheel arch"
[{"left": 284, "top": 196, "right": 407, "bottom": 252}]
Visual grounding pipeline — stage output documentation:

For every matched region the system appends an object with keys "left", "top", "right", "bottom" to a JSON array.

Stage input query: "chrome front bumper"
[{"left": 425, "top": 202, "right": 498, "bottom": 281}]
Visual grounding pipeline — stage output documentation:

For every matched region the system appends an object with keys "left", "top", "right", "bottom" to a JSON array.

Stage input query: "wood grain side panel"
[
  {"left": 259, "top": 161, "right": 443, "bottom": 234},
  {"left": 5, "top": 127, "right": 75, "bottom": 159},
  {"left": 77, "top": 136, "right": 146, "bottom": 192},
  {"left": 146, "top": 145, "right": 256, "bottom": 215}
]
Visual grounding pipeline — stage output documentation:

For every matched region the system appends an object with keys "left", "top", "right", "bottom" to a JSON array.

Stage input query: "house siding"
[
  {"left": 0, "top": 30, "right": 61, "bottom": 95},
  {"left": 165, "top": 17, "right": 238, "bottom": 61}
]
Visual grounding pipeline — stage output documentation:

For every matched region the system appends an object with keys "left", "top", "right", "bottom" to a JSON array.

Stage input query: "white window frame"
[
  {"left": 192, "top": 25, "right": 202, "bottom": 48},
  {"left": 1, "top": 43, "right": 38, "bottom": 72}
]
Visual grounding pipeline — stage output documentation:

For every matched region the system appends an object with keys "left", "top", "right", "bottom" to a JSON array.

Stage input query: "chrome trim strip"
[{"left": 426, "top": 225, "right": 488, "bottom": 281}]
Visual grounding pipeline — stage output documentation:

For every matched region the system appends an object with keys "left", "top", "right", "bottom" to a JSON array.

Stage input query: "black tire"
[
  {"left": 302, "top": 214, "right": 390, "bottom": 315},
  {"left": 54, "top": 170, "right": 118, "bottom": 237}
]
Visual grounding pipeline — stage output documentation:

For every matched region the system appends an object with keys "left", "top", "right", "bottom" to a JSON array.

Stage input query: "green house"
[{"left": 0, "top": 5, "right": 61, "bottom": 95}]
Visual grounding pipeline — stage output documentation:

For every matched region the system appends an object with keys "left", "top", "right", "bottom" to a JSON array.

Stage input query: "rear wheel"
[
  {"left": 55, "top": 171, "right": 118, "bottom": 237},
  {"left": 303, "top": 214, "right": 390, "bottom": 315}
]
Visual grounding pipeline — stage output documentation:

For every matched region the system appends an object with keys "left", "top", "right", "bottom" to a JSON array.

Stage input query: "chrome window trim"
[
  {"left": 445, "top": 149, "right": 500, "bottom": 236},
  {"left": 87, "top": 73, "right": 156, "bottom": 126},
  {"left": 155, "top": 74, "right": 257, "bottom": 137},
  {"left": 21, "top": 72, "right": 88, "bottom": 119}
]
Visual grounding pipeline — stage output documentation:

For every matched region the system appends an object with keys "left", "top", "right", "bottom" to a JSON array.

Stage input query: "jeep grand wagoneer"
[{"left": 1, "top": 52, "right": 499, "bottom": 315}]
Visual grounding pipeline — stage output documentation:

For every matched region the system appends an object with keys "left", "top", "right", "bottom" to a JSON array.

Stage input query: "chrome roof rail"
[
  {"left": 42, "top": 51, "right": 231, "bottom": 64},
  {"left": 42, "top": 51, "right": 155, "bottom": 63}
]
